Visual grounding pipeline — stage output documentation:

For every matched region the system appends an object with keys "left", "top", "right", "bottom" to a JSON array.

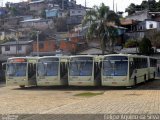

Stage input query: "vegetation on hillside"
[
  {"left": 139, "top": 36, "right": 154, "bottom": 55},
  {"left": 124, "top": 39, "right": 139, "bottom": 48},
  {"left": 82, "top": 3, "right": 120, "bottom": 54},
  {"left": 126, "top": 0, "right": 160, "bottom": 15}
]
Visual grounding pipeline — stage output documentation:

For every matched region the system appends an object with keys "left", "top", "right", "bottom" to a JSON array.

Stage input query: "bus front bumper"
[
  {"left": 68, "top": 76, "right": 95, "bottom": 86},
  {"left": 6, "top": 77, "right": 28, "bottom": 86},
  {"left": 102, "top": 76, "right": 131, "bottom": 87},
  {"left": 37, "top": 77, "right": 64, "bottom": 86}
]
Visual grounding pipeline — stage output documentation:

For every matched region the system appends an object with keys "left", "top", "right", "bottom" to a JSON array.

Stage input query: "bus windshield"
[
  {"left": 69, "top": 57, "right": 93, "bottom": 76},
  {"left": 6, "top": 63, "right": 27, "bottom": 77},
  {"left": 37, "top": 58, "right": 59, "bottom": 77},
  {"left": 103, "top": 56, "right": 128, "bottom": 76}
]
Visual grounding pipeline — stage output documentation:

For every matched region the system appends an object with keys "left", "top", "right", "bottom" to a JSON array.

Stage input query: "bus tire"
[
  {"left": 19, "top": 85, "right": 25, "bottom": 88},
  {"left": 134, "top": 77, "right": 137, "bottom": 86}
]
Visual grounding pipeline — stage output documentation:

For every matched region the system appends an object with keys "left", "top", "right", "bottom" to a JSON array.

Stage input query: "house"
[
  {"left": 121, "top": 19, "right": 160, "bottom": 40},
  {"left": 5, "top": 2, "right": 29, "bottom": 16},
  {"left": 126, "top": 10, "right": 160, "bottom": 22},
  {"left": 69, "top": 8, "right": 86, "bottom": 16},
  {"left": 67, "top": 16, "right": 83, "bottom": 26},
  {"left": 45, "top": 9, "right": 58, "bottom": 18},
  {"left": 32, "top": 39, "right": 57, "bottom": 53},
  {"left": 0, "top": 40, "right": 33, "bottom": 55},
  {"left": 20, "top": 18, "right": 54, "bottom": 30},
  {"left": 59, "top": 40, "right": 77, "bottom": 53},
  {"left": 29, "top": 0, "right": 46, "bottom": 14},
  {"left": 137, "top": 19, "right": 160, "bottom": 31},
  {"left": 57, "top": 0, "right": 69, "bottom": 10},
  {"left": 58, "top": 10, "right": 67, "bottom": 17},
  {"left": 0, "top": 29, "right": 23, "bottom": 41},
  {"left": 126, "top": 10, "right": 149, "bottom": 21},
  {"left": 2, "top": 16, "right": 23, "bottom": 29}
]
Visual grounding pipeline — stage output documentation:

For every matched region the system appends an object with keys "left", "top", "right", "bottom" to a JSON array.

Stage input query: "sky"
[{"left": 1, "top": 0, "right": 159, "bottom": 12}]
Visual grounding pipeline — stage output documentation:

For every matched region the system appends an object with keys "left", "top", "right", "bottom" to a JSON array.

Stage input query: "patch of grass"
[{"left": 74, "top": 92, "right": 104, "bottom": 97}]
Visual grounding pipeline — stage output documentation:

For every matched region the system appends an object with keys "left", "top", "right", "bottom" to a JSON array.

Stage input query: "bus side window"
[
  {"left": 133, "top": 58, "right": 137, "bottom": 69},
  {"left": 28, "top": 63, "right": 31, "bottom": 77},
  {"left": 99, "top": 62, "right": 102, "bottom": 69},
  {"left": 33, "top": 64, "right": 36, "bottom": 72},
  {"left": 60, "top": 63, "right": 63, "bottom": 76}
]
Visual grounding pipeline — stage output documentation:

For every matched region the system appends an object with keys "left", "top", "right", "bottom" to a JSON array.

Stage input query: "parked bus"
[
  {"left": 68, "top": 55, "right": 101, "bottom": 86},
  {"left": 5, "top": 57, "right": 37, "bottom": 88},
  {"left": 36, "top": 56, "right": 68, "bottom": 86},
  {"left": 101, "top": 54, "right": 150, "bottom": 87}
]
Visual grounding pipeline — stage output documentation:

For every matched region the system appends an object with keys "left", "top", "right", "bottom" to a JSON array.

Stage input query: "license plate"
[
  {"left": 78, "top": 82, "right": 82, "bottom": 84},
  {"left": 112, "top": 82, "right": 117, "bottom": 84},
  {"left": 14, "top": 82, "right": 18, "bottom": 84}
]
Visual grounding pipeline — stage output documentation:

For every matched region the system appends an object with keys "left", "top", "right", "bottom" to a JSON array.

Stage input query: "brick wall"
[{"left": 33, "top": 40, "right": 57, "bottom": 52}]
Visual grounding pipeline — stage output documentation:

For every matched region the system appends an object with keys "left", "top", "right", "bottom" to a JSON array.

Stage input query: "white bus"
[
  {"left": 101, "top": 54, "right": 151, "bottom": 87},
  {"left": 5, "top": 57, "right": 37, "bottom": 88},
  {"left": 36, "top": 56, "right": 68, "bottom": 86},
  {"left": 68, "top": 55, "right": 101, "bottom": 86}
]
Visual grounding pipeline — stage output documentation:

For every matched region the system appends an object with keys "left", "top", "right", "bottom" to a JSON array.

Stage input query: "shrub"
[
  {"left": 139, "top": 37, "right": 154, "bottom": 55},
  {"left": 124, "top": 39, "right": 139, "bottom": 48}
]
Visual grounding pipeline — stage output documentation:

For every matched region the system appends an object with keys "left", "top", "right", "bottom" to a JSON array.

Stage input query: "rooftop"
[
  {"left": 20, "top": 18, "right": 41, "bottom": 22},
  {"left": 0, "top": 40, "right": 33, "bottom": 46},
  {"left": 29, "top": 0, "right": 45, "bottom": 4}
]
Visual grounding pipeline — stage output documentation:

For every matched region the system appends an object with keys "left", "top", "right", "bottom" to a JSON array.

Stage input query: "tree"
[
  {"left": 82, "top": 3, "right": 120, "bottom": 54},
  {"left": 41, "top": 9, "right": 46, "bottom": 19},
  {"left": 126, "top": 0, "right": 160, "bottom": 15},
  {"left": 148, "top": 0, "right": 156, "bottom": 12},
  {"left": 146, "top": 30, "right": 160, "bottom": 48},
  {"left": 139, "top": 37, "right": 154, "bottom": 55},
  {"left": 125, "top": 3, "right": 136, "bottom": 15},
  {"left": 55, "top": 17, "right": 68, "bottom": 32}
]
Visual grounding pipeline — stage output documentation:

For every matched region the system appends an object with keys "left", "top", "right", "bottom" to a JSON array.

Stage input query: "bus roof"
[
  {"left": 70, "top": 55, "right": 98, "bottom": 58},
  {"left": 8, "top": 57, "right": 39, "bottom": 62},
  {"left": 103, "top": 54, "right": 149, "bottom": 58}
]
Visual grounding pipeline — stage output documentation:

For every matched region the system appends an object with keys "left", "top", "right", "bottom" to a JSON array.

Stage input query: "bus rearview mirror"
[{"left": 2, "top": 63, "right": 6, "bottom": 70}]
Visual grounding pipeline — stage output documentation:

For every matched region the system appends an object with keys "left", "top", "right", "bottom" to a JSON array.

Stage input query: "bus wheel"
[
  {"left": 134, "top": 77, "right": 137, "bottom": 86},
  {"left": 19, "top": 85, "right": 25, "bottom": 88}
]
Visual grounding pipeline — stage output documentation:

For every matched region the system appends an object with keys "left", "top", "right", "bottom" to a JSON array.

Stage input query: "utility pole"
[
  {"left": 62, "top": 0, "right": 64, "bottom": 10},
  {"left": 0, "top": 0, "right": 3, "bottom": 7},
  {"left": 36, "top": 31, "right": 40, "bottom": 56},
  {"left": 85, "top": 0, "right": 86, "bottom": 8},
  {"left": 16, "top": 31, "right": 19, "bottom": 56},
  {"left": 113, "top": 0, "right": 115, "bottom": 12},
  {"left": 116, "top": 3, "right": 117, "bottom": 13}
]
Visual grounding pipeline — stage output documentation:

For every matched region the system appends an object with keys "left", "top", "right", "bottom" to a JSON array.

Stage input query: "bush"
[
  {"left": 124, "top": 40, "right": 139, "bottom": 48},
  {"left": 139, "top": 37, "right": 154, "bottom": 55}
]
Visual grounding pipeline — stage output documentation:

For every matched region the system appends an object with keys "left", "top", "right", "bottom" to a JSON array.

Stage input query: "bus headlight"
[{"left": 122, "top": 77, "right": 127, "bottom": 81}]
